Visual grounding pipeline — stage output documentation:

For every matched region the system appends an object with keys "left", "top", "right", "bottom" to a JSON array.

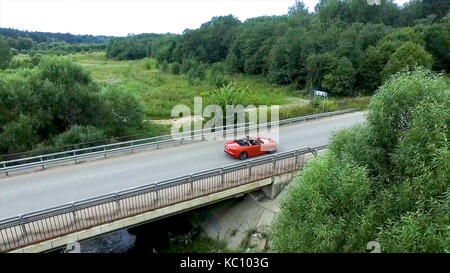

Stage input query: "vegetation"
[
  {"left": 272, "top": 68, "right": 449, "bottom": 252},
  {"left": 103, "top": 0, "right": 449, "bottom": 95},
  {"left": 0, "top": 0, "right": 448, "bottom": 160},
  {"left": 0, "top": 55, "right": 163, "bottom": 155}
]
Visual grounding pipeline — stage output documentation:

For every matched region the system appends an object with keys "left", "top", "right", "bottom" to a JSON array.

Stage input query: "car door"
[{"left": 248, "top": 140, "right": 262, "bottom": 156}]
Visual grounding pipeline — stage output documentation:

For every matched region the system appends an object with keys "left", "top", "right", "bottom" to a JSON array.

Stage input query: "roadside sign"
[{"left": 314, "top": 90, "right": 327, "bottom": 98}]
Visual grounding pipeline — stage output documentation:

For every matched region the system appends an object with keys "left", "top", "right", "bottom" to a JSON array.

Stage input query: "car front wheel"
[
  {"left": 268, "top": 146, "right": 277, "bottom": 154},
  {"left": 239, "top": 152, "right": 248, "bottom": 160}
]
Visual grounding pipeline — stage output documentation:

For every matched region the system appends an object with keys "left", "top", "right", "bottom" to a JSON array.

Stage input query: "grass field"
[{"left": 70, "top": 52, "right": 300, "bottom": 120}]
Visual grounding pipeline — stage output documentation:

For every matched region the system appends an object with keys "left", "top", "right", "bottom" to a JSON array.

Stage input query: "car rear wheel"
[
  {"left": 268, "top": 146, "right": 277, "bottom": 154},
  {"left": 239, "top": 152, "right": 248, "bottom": 160}
]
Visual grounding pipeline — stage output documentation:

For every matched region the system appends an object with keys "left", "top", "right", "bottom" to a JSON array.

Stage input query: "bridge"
[{"left": 0, "top": 110, "right": 365, "bottom": 252}]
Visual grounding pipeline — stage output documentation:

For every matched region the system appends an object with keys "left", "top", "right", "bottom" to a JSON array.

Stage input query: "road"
[{"left": 0, "top": 112, "right": 366, "bottom": 219}]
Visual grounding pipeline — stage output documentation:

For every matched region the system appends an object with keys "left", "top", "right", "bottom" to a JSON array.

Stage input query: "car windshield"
[
  {"left": 235, "top": 139, "right": 249, "bottom": 146},
  {"left": 235, "top": 137, "right": 259, "bottom": 146}
]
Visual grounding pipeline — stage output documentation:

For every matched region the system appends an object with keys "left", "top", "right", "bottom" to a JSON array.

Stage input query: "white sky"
[{"left": 0, "top": 0, "right": 411, "bottom": 36}]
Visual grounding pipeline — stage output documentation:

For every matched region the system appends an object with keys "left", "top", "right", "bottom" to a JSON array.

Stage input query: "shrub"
[
  {"left": 0, "top": 115, "right": 40, "bottom": 153},
  {"left": 272, "top": 152, "right": 372, "bottom": 252},
  {"left": 101, "top": 86, "right": 145, "bottom": 137},
  {"left": 187, "top": 63, "right": 206, "bottom": 85},
  {"left": 272, "top": 68, "right": 450, "bottom": 253},
  {"left": 52, "top": 125, "right": 105, "bottom": 147},
  {"left": 9, "top": 55, "right": 34, "bottom": 69},
  {"left": 170, "top": 62, "right": 181, "bottom": 75},
  {"left": 160, "top": 60, "right": 169, "bottom": 72},
  {"left": 322, "top": 57, "right": 356, "bottom": 95},
  {"left": 209, "top": 62, "right": 229, "bottom": 88},
  {"left": 382, "top": 42, "right": 433, "bottom": 79}
]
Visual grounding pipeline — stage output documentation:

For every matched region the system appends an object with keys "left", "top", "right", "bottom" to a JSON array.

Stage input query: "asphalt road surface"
[{"left": 0, "top": 112, "right": 366, "bottom": 219}]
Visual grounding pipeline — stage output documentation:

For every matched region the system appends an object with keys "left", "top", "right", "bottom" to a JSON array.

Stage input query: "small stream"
[{"left": 59, "top": 209, "right": 204, "bottom": 253}]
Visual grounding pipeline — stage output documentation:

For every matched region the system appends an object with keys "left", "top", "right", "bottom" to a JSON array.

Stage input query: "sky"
[{"left": 0, "top": 0, "right": 411, "bottom": 37}]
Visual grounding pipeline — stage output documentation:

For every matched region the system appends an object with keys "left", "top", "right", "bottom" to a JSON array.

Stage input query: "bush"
[
  {"left": 322, "top": 57, "right": 356, "bottom": 95},
  {"left": 101, "top": 87, "right": 145, "bottom": 137},
  {"left": 272, "top": 68, "right": 450, "bottom": 253},
  {"left": 52, "top": 125, "right": 105, "bottom": 147},
  {"left": 272, "top": 152, "right": 372, "bottom": 252},
  {"left": 187, "top": 63, "right": 206, "bottom": 85},
  {"left": 170, "top": 62, "right": 180, "bottom": 75},
  {"left": 382, "top": 42, "right": 433, "bottom": 79},
  {"left": 209, "top": 63, "right": 229, "bottom": 88},
  {"left": 34, "top": 57, "right": 103, "bottom": 134},
  {"left": 367, "top": 67, "right": 447, "bottom": 174},
  {"left": 208, "top": 82, "right": 244, "bottom": 112},
  {"left": 0, "top": 115, "right": 40, "bottom": 153},
  {"left": 9, "top": 55, "right": 34, "bottom": 69},
  {"left": 180, "top": 58, "right": 198, "bottom": 74},
  {"left": 160, "top": 60, "right": 169, "bottom": 72}
]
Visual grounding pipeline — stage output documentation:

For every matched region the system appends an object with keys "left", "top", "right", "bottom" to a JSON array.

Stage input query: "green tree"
[
  {"left": 306, "top": 53, "right": 336, "bottom": 90},
  {"left": 52, "top": 125, "right": 105, "bottom": 147},
  {"left": 0, "top": 115, "right": 40, "bottom": 153},
  {"left": 423, "top": 23, "right": 450, "bottom": 70},
  {"left": 102, "top": 87, "right": 145, "bottom": 137},
  {"left": 383, "top": 42, "right": 433, "bottom": 78},
  {"left": 322, "top": 57, "right": 356, "bottom": 95},
  {"left": 272, "top": 68, "right": 449, "bottom": 253},
  {"left": 269, "top": 28, "right": 314, "bottom": 86},
  {"left": 357, "top": 40, "right": 398, "bottom": 93},
  {"left": 170, "top": 62, "right": 181, "bottom": 75},
  {"left": 34, "top": 57, "right": 103, "bottom": 135}
]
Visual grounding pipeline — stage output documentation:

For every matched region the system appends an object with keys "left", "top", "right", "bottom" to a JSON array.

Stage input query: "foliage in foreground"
[{"left": 272, "top": 68, "right": 449, "bottom": 252}]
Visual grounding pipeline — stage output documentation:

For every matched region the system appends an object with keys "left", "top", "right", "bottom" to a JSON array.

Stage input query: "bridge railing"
[
  {"left": 0, "top": 145, "right": 326, "bottom": 252},
  {"left": 0, "top": 109, "right": 355, "bottom": 175}
]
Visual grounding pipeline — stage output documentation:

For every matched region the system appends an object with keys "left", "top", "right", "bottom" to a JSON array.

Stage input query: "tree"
[
  {"left": 170, "top": 62, "right": 181, "bottom": 75},
  {"left": 383, "top": 42, "right": 433, "bottom": 78},
  {"left": 269, "top": 28, "right": 314, "bottom": 86},
  {"left": 0, "top": 35, "right": 11, "bottom": 69},
  {"left": 0, "top": 115, "right": 40, "bottom": 153},
  {"left": 423, "top": 23, "right": 450, "bottom": 70},
  {"left": 322, "top": 57, "right": 356, "bottom": 95},
  {"left": 305, "top": 53, "right": 336, "bottom": 90},
  {"left": 357, "top": 40, "right": 398, "bottom": 93},
  {"left": 272, "top": 68, "right": 450, "bottom": 253},
  {"left": 228, "top": 16, "right": 289, "bottom": 75},
  {"left": 34, "top": 57, "right": 103, "bottom": 135},
  {"left": 52, "top": 125, "right": 105, "bottom": 147},
  {"left": 102, "top": 87, "right": 145, "bottom": 137}
]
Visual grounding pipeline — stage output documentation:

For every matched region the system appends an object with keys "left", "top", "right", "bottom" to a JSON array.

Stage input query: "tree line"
[
  {"left": 105, "top": 0, "right": 449, "bottom": 95},
  {"left": 0, "top": 27, "right": 110, "bottom": 44}
]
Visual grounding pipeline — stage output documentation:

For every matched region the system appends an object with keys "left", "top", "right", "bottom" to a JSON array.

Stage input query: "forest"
[{"left": 104, "top": 0, "right": 449, "bottom": 95}]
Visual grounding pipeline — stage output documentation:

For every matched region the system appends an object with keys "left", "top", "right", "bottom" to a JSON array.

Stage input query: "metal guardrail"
[
  {"left": 0, "top": 109, "right": 355, "bottom": 175},
  {"left": 0, "top": 145, "right": 326, "bottom": 252}
]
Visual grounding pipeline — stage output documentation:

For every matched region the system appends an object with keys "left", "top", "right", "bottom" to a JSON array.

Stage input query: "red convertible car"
[{"left": 224, "top": 136, "right": 278, "bottom": 160}]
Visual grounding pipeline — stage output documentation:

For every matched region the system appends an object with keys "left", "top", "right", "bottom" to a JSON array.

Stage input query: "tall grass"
[{"left": 71, "top": 52, "right": 298, "bottom": 119}]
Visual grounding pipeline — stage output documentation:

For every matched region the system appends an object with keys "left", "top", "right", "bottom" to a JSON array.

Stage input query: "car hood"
[
  {"left": 225, "top": 141, "right": 241, "bottom": 150},
  {"left": 259, "top": 138, "right": 277, "bottom": 144}
]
